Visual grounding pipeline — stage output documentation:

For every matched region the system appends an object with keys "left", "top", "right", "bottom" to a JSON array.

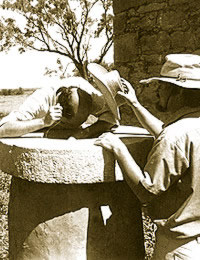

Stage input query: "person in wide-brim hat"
[
  {"left": 94, "top": 53, "right": 200, "bottom": 260},
  {"left": 87, "top": 63, "right": 126, "bottom": 121},
  {"left": 140, "top": 53, "right": 200, "bottom": 89}
]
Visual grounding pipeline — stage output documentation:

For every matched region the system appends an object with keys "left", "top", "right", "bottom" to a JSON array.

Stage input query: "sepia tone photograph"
[{"left": 0, "top": 0, "right": 200, "bottom": 259}]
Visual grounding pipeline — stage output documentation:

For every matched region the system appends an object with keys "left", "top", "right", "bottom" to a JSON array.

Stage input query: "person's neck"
[{"left": 164, "top": 106, "right": 200, "bottom": 127}]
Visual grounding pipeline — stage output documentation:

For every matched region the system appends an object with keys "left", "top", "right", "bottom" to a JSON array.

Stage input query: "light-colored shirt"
[
  {"left": 0, "top": 77, "right": 117, "bottom": 128},
  {"left": 135, "top": 110, "right": 200, "bottom": 239}
]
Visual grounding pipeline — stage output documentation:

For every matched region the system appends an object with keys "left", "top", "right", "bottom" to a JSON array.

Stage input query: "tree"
[{"left": 0, "top": 0, "right": 113, "bottom": 79}]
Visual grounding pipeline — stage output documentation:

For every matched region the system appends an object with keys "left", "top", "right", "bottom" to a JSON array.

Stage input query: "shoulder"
[
  {"left": 24, "top": 85, "right": 56, "bottom": 102},
  {"left": 157, "top": 117, "right": 200, "bottom": 148}
]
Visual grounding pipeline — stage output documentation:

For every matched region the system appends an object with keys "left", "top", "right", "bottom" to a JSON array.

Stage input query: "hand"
[
  {"left": 44, "top": 103, "right": 63, "bottom": 127},
  {"left": 117, "top": 78, "right": 139, "bottom": 107},
  {"left": 94, "top": 132, "right": 124, "bottom": 152}
]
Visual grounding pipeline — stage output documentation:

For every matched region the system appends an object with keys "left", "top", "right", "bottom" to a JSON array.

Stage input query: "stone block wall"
[{"left": 113, "top": 0, "right": 200, "bottom": 125}]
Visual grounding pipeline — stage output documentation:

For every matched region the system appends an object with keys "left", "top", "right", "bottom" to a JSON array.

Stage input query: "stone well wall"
[
  {"left": 0, "top": 133, "right": 153, "bottom": 260},
  {"left": 113, "top": 0, "right": 200, "bottom": 125}
]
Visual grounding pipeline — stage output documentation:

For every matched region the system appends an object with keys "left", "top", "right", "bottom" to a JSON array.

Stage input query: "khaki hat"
[
  {"left": 140, "top": 54, "right": 200, "bottom": 89},
  {"left": 87, "top": 63, "right": 124, "bottom": 120}
]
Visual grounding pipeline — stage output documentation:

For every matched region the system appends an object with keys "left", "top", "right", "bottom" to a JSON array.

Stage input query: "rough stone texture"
[
  {"left": 0, "top": 134, "right": 152, "bottom": 184},
  {"left": 0, "top": 138, "right": 107, "bottom": 184},
  {"left": 113, "top": 0, "right": 164, "bottom": 14},
  {"left": 0, "top": 132, "right": 154, "bottom": 259},
  {"left": 113, "top": 0, "right": 200, "bottom": 125}
]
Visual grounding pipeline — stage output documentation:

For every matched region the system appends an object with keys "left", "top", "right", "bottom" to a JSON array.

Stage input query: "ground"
[
  {"left": 0, "top": 89, "right": 34, "bottom": 119},
  {"left": 0, "top": 90, "right": 34, "bottom": 259},
  {"left": 0, "top": 171, "right": 11, "bottom": 260}
]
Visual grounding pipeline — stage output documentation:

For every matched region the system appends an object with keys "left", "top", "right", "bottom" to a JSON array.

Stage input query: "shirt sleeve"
[
  {"left": 0, "top": 87, "right": 55, "bottom": 126},
  {"left": 97, "top": 110, "right": 119, "bottom": 126},
  {"left": 134, "top": 135, "right": 189, "bottom": 204}
]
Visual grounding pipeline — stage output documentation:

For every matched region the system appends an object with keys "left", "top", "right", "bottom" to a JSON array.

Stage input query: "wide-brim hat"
[
  {"left": 140, "top": 54, "right": 200, "bottom": 89},
  {"left": 87, "top": 63, "right": 124, "bottom": 120}
]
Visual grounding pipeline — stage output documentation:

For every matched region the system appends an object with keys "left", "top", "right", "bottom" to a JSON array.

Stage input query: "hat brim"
[
  {"left": 140, "top": 77, "right": 200, "bottom": 89},
  {"left": 88, "top": 63, "right": 121, "bottom": 120}
]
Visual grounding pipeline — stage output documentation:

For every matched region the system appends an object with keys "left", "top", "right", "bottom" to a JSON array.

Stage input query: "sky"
[
  {"left": 0, "top": 49, "right": 72, "bottom": 89},
  {"left": 0, "top": 1, "right": 114, "bottom": 89}
]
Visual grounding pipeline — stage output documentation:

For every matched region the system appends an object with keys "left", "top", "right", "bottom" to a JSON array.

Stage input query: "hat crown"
[
  {"left": 87, "top": 63, "right": 123, "bottom": 120},
  {"left": 161, "top": 54, "right": 200, "bottom": 80},
  {"left": 102, "top": 70, "right": 123, "bottom": 96}
]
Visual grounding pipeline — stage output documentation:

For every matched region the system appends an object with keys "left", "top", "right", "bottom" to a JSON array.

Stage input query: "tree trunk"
[{"left": 74, "top": 61, "right": 89, "bottom": 80}]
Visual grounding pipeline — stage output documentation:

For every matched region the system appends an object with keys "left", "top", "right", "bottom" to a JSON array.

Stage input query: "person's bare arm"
[
  {"left": 95, "top": 133, "right": 145, "bottom": 186},
  {"left": 118, "top": 79, "right": 163, "bottom": 138},
  {"left": 0, "top": 104, "right": 63, "bottom": 138},
  {"left": 0, "top": 119, "right": 48, "bottom": 137},
  {"left": 130, "top": 102, "right": 163, "bottom": 138}
]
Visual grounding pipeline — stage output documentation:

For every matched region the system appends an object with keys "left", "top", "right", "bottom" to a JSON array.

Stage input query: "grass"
[
  {"left": 0, "top": 90, "right": 34, "bottom": 259},
  {"left": 143, "top": 212, "right": 156, "bottom": 259},
  {"left": 0, "top": 89, "right": 35, "bottom": 119},
  {"left": 0, "top": 90, "right": 156, "bottom": 259},
  {"left": 0, "top": 171, "right": 11, "bottom": 260}
]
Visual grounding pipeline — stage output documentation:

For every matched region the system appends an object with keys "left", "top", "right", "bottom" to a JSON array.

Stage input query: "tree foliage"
[{"left": 0, "top": 0, "right": 113, "bottom": 79}]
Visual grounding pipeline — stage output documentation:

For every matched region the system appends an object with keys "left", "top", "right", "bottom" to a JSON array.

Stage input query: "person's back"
[
  {"left": 94, "top": 54, "right": 200, "bottom": 259},
  {"left": 146, "top": 114, "right": 200, "bottom": 239},
  {"left": 0, "top": 76, "right": 119, "bottom": 138}
]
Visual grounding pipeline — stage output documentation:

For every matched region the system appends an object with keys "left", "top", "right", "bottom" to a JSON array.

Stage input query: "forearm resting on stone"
[{"left": 0, "top": 119, "right": 47, "bottom": 137}]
